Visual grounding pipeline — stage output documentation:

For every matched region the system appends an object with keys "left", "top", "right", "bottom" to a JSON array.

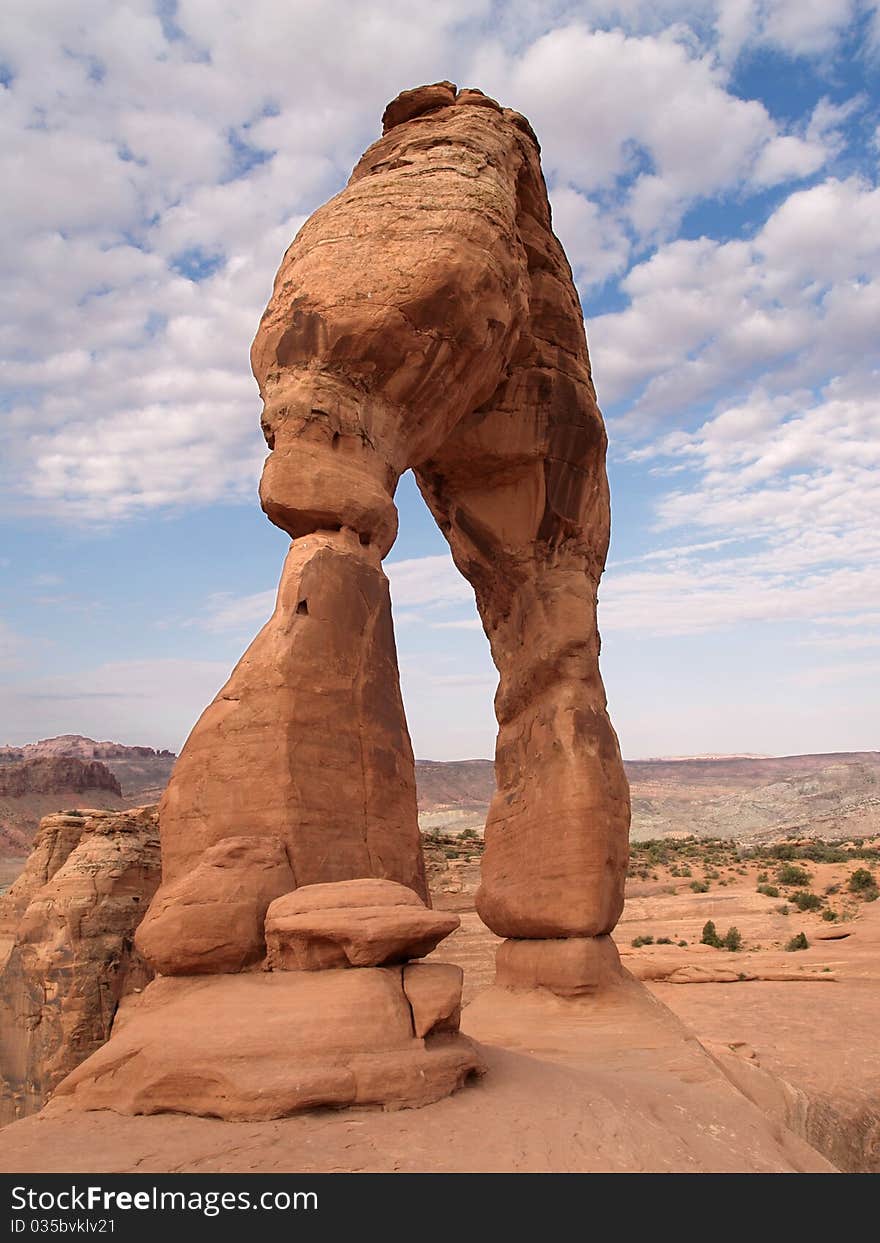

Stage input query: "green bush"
[
  {"left": 849, "top": 868, "right": 876, "bottom": 893},
  {"left": 785, "top": 932, "right": 809, "bottom": 952},
  {"left": 701, "top": 920, "right": 722, "bottom": 948},
  {"left": 722, "top": 926, "right": 743, "bottom": 952},
  {"left": 791, "top": 890, "right": 822, "bottom": 912},
  {"left": 631, "top": 935, "right": 654, "bottom": 948},
  {"left": 757, "top": 871, "right": 768, "bottom": 883},
  {"left": 776, "top": 904, "right": 790, "bottom": 915},
  {"left": 777, "top": 863, "right": 811, "bottom": 887},
  {"left": 757, "top": 884, "right": 780, "bottom": 897},
  {"left": 656, "top": 936, "right": 673, "bottom": 945},
  {"left": 821, "top": 908, "right": 837, "bottom": 922},
  {"left": 690, "top": 880, "right": 709, "bottom": 893}
]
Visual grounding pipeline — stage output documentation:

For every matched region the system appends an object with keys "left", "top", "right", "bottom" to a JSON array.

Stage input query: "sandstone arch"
[
  {"left": 40, "top": 83, "right": 632, "bottom": 1121},
  {"left": 157, "top": 81, "right": 629, "bottom": 950}
]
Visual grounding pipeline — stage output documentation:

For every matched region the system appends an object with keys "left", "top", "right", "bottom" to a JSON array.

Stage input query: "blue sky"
[{"left": 1, "top": 0, "right": 878, "bottom": 760}]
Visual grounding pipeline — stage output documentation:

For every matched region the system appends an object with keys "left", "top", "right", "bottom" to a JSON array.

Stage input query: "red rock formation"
[
  {"left": 0, "top": 807, "right": 160, "bottom": 1124},
  {"left": 59, "top": 879, "right": 481, "bottom": 1119},
  {"left": 156, "top": 81, "right": 628, "bottom": 956},
  {"left": 61, "top": 82, "right": 629, "bottom": 1121},
  {"left": 158, "top": 531, "right": 425, "bottom": 899},
  {"left": 0, "top": 758, "right": 121, "bottom": 799}
]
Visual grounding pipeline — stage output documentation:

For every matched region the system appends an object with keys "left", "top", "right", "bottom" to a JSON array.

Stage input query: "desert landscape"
[
  {"left": 1, "top": 34, "right": 878, "bottom": 1193},
  {"left": 1, "top": 738, "right": 879, "bottom": 1171}
]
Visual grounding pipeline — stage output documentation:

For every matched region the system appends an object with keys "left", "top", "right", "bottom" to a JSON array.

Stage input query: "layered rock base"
[{"left": 55, "top": 878, "right": 482, "bottom": 1119}]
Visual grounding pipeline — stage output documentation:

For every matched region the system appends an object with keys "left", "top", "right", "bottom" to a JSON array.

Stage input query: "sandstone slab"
[
  {"left": 265, "top": 879, "right": 458, "bottom": 970},
  {"left": 53, "top": 972, "right": 484, "bottom": 1120}
]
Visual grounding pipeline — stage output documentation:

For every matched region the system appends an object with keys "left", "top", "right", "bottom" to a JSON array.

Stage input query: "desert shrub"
[
  {"left": 701, "top": 920, "right": 722, "bottom": 948},
  {"left": 722, "top": 926, "right": 742, "bottom": 952},
  {"left": 678, "top": 939, "right": 688, "bottom": 947},
  {"left": 771, "top": 844, "right": 798, "bottom": 861},
  {"left": 848, "top": 868, "right": 876, "bottom": 894},
  {"left": 777, "top": 863, "right": 811, "bottom": 887},
  {"left": 791, "top": 890, "right": 822, "bottom": 912},
  {"left": 776, "top": 904, "right": 790, "bottom": 915},
  {"left": 757, "top": 871, "right": 768, "bottom": 883},
  {"left": 63, "top": 809, "right": 85, "bottom": 817},
  {"left": 690, "top": 881, "right": 709, "bottom": 893},
  {"left": 801, "top": 842, "right": 846, "bottom": 864},
  {"left": 655, "top": 936, "right": 673, "bottom": 945},
  {"left": 705, "top": 869, "right": 720, "bottom": 880},
  {"left": 825, "top": 883, "right": 840, "bottom": 895},
  {"left": 631, "top": 935, "right": 654, "bottom": 948},
  {"left": 458, "top": 827, "right": 479, "bottom": 841},
  {"left": 785, "top": 932, "right": 809, "bottom": 952},
  {"left": 757, "top": 884, "right": 780, "bottom": 897},
  {"left": 822, "top": 908, "right": 837, "bottom": 922}
]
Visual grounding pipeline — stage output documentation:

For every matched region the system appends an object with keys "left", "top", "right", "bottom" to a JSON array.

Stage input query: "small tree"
[
  {"left": 723, "top": 926, "right": 743, "bottom": 952},
  {"left": 785, "top": 932, "right": 809, "bottom": 952},
  {"left": 701, "top": 920, "right": 722, "bottom": 948},
  {"left": 849, "top": 868, "right": 876, "bottom": 893}
]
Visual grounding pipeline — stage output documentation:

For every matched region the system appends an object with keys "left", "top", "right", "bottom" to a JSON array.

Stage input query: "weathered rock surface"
[
  {"left": 402, "top": 962, "right": 463, "bottom": 1037},
  {"left": 0, "top": 807, "right": 160, "bottom": 1125},
  {"left": 494, "top": 935, "right": 623, "bottom": 997},
  {"left": 158, "top": 530, "right": 427, "bottom": 901},
  {"left": 135, "top": 836, "right": 295, "bottom": 975},
  {"left": 52, "top": 971, "right": 484, "bottom": 1120},
  {"left": 2, "top": 971, "right": 833, "bottom": 1173},
  {"left": 265, "top": 879, "right": 458, "bottom": 969}
]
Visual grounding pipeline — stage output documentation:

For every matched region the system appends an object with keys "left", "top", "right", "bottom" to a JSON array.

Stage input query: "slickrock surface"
[
  {"left": 0, "top": 973, "right": 832, "bottom": 1173},
  {"left": 51, "top": 970, "right": 483, "bottom": 1122},
  {"left": 0, "top": 807, "right": 160, "bottom": 1125}
]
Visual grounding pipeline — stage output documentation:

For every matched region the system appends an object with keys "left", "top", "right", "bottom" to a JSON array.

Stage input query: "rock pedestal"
[{"left": 55, "top": 880, "right": 482, "bottom": 1120}]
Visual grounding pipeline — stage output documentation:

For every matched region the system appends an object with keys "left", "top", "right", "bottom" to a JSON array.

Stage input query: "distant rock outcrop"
[
  {"left": 0, "top": 759, "right": 126, "bottom": 856},
  {"left": 0, "top": 737, "right": 177, "bottom": 807},
  {"left": 0, "top": 806, "right": 160, "bottom": 1125},
  {"left": 0, "top": 757, "right": 121, "bottom": 799}
]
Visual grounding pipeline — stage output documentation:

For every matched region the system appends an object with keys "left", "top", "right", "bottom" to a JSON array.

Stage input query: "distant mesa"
[{"left": 0, "top": 737, "right": 177, "bottom": 858}]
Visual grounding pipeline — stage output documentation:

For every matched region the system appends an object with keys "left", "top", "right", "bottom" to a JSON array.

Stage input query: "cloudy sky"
[{"left": 1, "top": 0, "right": 878, "bottom": 761}]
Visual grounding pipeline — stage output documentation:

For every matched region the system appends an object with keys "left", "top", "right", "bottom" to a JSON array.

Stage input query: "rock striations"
[{"left": 0, "top": 807, "right": 160, "bottom": 1124}]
